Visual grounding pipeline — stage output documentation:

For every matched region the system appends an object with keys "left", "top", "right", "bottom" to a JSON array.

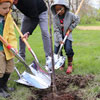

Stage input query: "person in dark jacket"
[{"left": 13, "top": 0, "right": 51, "bottom": 64}]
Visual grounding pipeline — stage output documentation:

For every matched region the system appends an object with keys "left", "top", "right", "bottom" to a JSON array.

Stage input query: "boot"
[
  {"left": 66, "top": 62, "right": 72, "bottom": 74},
  {"left": 0, "top": 77, "right": 10, "bottom": 98},
  {"left": 3, "top": 73, "right": 15, "bottom": 92},
  {"left": 66, "top": 57, "right": 73, "bottom": 74}
]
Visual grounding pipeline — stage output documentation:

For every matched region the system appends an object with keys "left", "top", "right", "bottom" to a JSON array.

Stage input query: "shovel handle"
[
  {"left": 0, "top": 35, "right": 12, "bottom": 50},
  {"left": 13, "top": 21, "right": 31, "bottom": 51},
  {"left": 75, "top": 0, "right": 84, "bottom": 15},
  {"left": 13, "top": 21, "right": 39, "bottom": 63},
  {"left": 58, "top": 29, "right": 71, "bottom": 56}
]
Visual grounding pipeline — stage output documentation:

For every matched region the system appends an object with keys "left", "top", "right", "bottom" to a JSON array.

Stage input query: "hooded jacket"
[
  {"left": 51, "top": 0, "right": 80, "bottom": 47},
  {"left": 3, "top": 10, "right": 17, "bottom": 60}
]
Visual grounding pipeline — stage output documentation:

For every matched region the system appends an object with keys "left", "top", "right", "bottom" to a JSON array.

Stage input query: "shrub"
[{"left": 79, "top": 16, "right": 96, "bottom": 25}]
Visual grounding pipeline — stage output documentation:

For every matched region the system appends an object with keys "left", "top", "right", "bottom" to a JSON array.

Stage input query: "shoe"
[
  {"left": 46, "top": 56, "right": 52, "bottom": 69},
  {"left": 59, "top": 62, "right": 65, "bottom": 70},
  {"left": 0, "top": 88, "right": 10, "bottom": 98},
  {"left": 66, "top": 66, "right": 72, "bottom": 74}
]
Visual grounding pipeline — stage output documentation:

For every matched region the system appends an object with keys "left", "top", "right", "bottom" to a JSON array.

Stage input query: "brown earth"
[
  {"left": 27, "top": 74, "right": 96, "bottom": 100},
  {"left": 26, "top": 26, "right": 100, "bottom": 100},
  {"left": 77, "top": 26, "right": 100, "bottom": 30}
]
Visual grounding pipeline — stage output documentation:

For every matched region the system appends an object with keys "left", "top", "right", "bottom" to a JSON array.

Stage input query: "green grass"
[
  {"left": 79, "top": 21, "right": 100, "bottom": 26},
  {"left": 73, "top": 29, "right": 100, "bottom": 75},
  {"left": 2, "top": 25, "right": 100, "bottom": 100}
]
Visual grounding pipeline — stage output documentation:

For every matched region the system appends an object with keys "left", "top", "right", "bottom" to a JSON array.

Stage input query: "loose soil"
[
  {"left": 27, "top": 74, "right": 95, "bottom": 100},
  {"left": 27, "top": 26, "right": 100, "bottom": 100}
]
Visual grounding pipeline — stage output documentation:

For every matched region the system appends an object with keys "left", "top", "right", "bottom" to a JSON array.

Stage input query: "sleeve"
[
  {"left": 7, "top": 14, "right": 17, "bottom": 49},
  {"left": 53, "top": 19, "right": 63, "bottom": 42},
  {"left": 69, "top": 13, "right": 80, "bottom": 31}
]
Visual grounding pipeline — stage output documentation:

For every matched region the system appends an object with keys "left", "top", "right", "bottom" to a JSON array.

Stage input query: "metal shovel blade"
[
  {"left": 29, "top": 62, "right": 51, "bottom": 82},
  {"left": 15, "top": 76, "right": 33, "bottom": 86},
  {"left": 18, "top": 71, "right": 51, "bottom": 89},
  {"left": 15, "top": 66, "right": 51, "bottom": 89},
  {"left": 44, "top": 54, "right": 66, "bottom": 71},
  {"left": 54, "top": 54, "right": 66, "bottom": 69}
]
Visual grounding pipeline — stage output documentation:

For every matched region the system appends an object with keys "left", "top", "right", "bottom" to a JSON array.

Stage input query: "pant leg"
[
  {"left": 54, "top": 45, "right": 63, "bottom": 56},
  {"left": 39, "top": 11, "right": 51, "bottom": 57},
  {"left": 19, "top": 15, "right": 38, "bottom": 59},
  {"left": 6, "top": 59, "right": 14, "bottom": 74},
  {"left": 0, "top": 51, "right": 6, "bottom": 78},
  {"left": 64, "top": 39, "right": 74, "bottom": 58}
]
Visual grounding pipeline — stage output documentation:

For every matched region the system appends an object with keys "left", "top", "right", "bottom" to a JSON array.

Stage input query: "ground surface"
[
  {"left": 14, "top": 25, "right": 100, "bottom": 100},
  {"left": 27, "top": 74, "right": 96, "bottom": 100},
  {"left": 77, "top": 26, "right": 100, "bottom": 30}
]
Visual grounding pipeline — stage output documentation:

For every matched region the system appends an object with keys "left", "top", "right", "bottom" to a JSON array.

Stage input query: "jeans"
[
  {"left": 19, "top": 10, "right": 51, "bottom": 59},
  {"left": 54, "top": 39, "right": 74, "bottom": 58}
]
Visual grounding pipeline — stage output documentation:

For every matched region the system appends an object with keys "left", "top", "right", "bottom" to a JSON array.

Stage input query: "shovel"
[
  {"left": 58, "top": 0, "right": 85, "bottom": 56},
  {"left": 13, "top": 21, "right": 51, "bottom": 78},
  {"left": 0, "top": 35, "right": 51, "bottom": 89},
  {"left": 0, "top": 35, "right": 33, "bottom": 74},
  {"left": 14, "top": 67, "right": 51, "bottom": 89},
  {"left": 13, "top": 21, "right": 42, "bottom": 71}
]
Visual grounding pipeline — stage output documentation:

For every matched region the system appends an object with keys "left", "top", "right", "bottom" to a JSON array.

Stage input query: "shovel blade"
[
  {"left": 15, "top": 71, "right": 51, "bottom": 89},
  {"left": 54, "top": 54, "right": 66, "bottom": 69},
  {"left": 44, "top": 54, "right": 66, "bottom": 71},
  {"left": 23, "top": 71, "right": 51, "bottom": 89},
  {"left": 29, "top": 62, "right": 51, "bottom": 82}
]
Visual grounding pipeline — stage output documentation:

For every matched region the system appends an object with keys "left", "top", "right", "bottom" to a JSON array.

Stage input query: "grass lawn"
[
  {"left": 1, "top": 26, "right": 100, "bottom": 100},
  {"left": 79, "top": 21, "right": 100, "bottom": 26}
]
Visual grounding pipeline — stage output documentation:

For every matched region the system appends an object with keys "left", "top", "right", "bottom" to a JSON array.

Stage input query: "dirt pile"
[{"left": 28, "top": 74, "right": 94, "bottom": 100}]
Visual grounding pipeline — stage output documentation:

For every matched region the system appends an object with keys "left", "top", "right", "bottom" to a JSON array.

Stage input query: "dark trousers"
[{"left": 54, "top": 39, "right": 74, "bottom": 58}]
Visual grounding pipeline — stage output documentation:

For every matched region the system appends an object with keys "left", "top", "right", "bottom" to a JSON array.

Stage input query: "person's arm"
[
  {"left": 53, "top": 19, "right": 63, "bottom": 44},
  {"left": 69, "top": 12, "right": 80, "bottom": 31}
]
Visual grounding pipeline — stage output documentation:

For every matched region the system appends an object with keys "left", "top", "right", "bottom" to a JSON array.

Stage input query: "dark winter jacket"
[{"left": 15, "top": 0, "right": 47, "bottom": 20}]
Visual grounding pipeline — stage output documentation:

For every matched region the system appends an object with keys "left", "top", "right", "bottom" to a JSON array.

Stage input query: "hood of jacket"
[{"left": 51, "top": 0, "right": 69, "bottom": 15}]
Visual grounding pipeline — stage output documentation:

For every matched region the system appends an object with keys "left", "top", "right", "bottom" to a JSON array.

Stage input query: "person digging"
[{"left": 0, "top": 0, "right": 17, "bottom": 98}]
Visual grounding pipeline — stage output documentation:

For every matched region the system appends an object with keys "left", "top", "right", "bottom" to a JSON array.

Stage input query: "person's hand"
[
  {"left": 60, "top": 24, "right": 64, "bottom": 27},
  {"left": 13, "top": 0, "right": 18, "bottom": 4},
  {"left": 12, "top": 48, "right": 18, "bottom": 56},
  {"left": 21, "top": 32, "right": 30, "bottom": 41},
  {"left": 59, "top": 41, "right": 64, "bottom": 44},
  {"left": 68, "top": 28, "right": 72, "bottom": 32},
  {"left": 14, "top": 48, "right": 18, "bottom": 53}
]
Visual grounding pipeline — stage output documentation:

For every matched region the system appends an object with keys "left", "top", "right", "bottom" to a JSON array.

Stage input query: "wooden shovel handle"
[
  {"left": 13, "top": 21, "right": 31, "bottom": 50},
  {"left": 75, "top": 0, "right": 84, "bottom": 15},
  {"left": 65, "top": 0, "right": 85, "bottom": 36}
]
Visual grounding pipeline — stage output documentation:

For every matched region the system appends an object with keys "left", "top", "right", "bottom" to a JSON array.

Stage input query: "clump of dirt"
[
  {"left": 55, "top": 74, "right": 94, "bottom": 91},
  {"left": 28, "top": 74, "right": 94, "bottom": 100},
  {"left": 27, "top": 96, "right": 35, "bottom": 100},
  {"left": 42, "top": 91, "right": 82, "bottom": 100},
  {"left": 96, "top": 93, "right": 100, "bottom": 98}
]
